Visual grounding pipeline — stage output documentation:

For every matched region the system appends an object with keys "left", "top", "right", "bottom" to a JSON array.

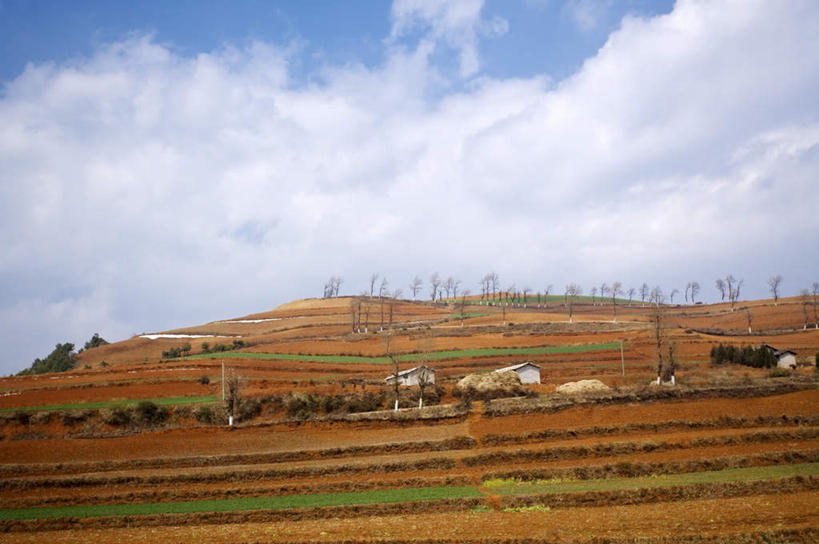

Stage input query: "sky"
[{"left": 1, "top": 0, "right": 817, "bottom": 374}]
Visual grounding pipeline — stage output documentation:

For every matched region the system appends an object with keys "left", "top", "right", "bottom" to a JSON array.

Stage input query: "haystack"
[
  {"left": 556, "top": 379, "right": 610, "bottom": 394},
  {"left": 457, "top": 370, "right": 521, "bottom": 393}
]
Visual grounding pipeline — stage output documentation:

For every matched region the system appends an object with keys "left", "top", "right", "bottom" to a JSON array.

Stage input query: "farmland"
[{"left": 0, "top": 294, "right": 817, "bottom": 542}]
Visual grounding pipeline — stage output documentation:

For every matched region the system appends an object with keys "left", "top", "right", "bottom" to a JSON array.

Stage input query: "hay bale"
[
  {"left": 556, "top": 379, "right": 611, "bottom": 395},
  {"left": 457, "top": 371, "right": 521, "bottom": 393}
]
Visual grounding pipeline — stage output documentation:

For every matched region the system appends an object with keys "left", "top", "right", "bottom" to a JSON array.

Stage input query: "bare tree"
[
  {"left": 443, "top": 276, "right": 454, "bottom": 299},
  {"left": 652, "top": 300, "right": 664, "bottom": 383},
  {"left": 379, "top": 277, "right": 389, "bottom": 330},
  {"left": 225, "top": 369, "right": 241, "bottom": 425},
  {"left": 522, "top": 287, "right": 531, "bottom": 307},
  {"left": 409, "top": 276, "right": 423, "bottom": 299},
  {"left": 459, "top": 289, "right": 471, "bottom": 326},
  {"left": 684, "top": 282, "right": 690, "bottom": 304},
  {"left": 727, "top": 277, "right": 743, "bottom": 311},
  {"left": 388, "top": 289, "right": 402, "bottom": 328},
  {"left": 767, "top": 275, "right": 782, "bottom": 305},
  {"left": 384, "top": 330, "right": 400, "bottom": 411},
  {"left": 812, "top": 282, "right": 819, "bottom": 327},
  {"left": 650, "top": 286, "right": 664, "bottom": 306},
  {"left": 543, "top": 284, "right": 553, "bottom": 307},
  {"left": 746, "top": 309, "right": 753, "bottom": 333},
  {"left": 670, "top": 288, "right": 679, "bottom": 305},
  {"left": 627, "top": 287, "right": 636, "bottom": 306},
  {"left": 349, "top": 297, "right": 361, "bottom": 333},
  {"left": 491, "top": 273, "right": 501, "bottom": 300},
  {"left": 565, "top": 283, "right": 581, "bottom": 323},
  {"left": 610, "top": 282, "right": 623, "bottom": 322},
  {"left": 690, "top": 281, "right": 700, "bottom": 304},
  {"left": 600, "top": 283, "right": 609, "bottom": 306},
  {"left": 591, "top": 286, "right": 598, "bottom": 305},
  {"left": 369, "top": 274, "right": 379, "bottom": 297},
  {"left": 416, "top": 366, "right": 433, "bottom": 409},
  {"left": 800, "top": 289, "right": 811, "bottom": 330},
  {"left": 715, "top": 278, "right": 726, "bottom": 302},
  {"left": 429, "top": 272, "right": 441, "bottom": 302},
  {"left": 640, "top": 283, "right": 649, "bottom": 306}
]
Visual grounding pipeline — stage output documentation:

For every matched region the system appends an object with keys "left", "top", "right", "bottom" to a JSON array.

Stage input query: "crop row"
[
  {"left": 182, "top": 341, "right": 620, "bottom": 364},
  {"left": 0, "top": 435, "right": 476, "bottom": 477},
  {"left": 480, "top": 414, "right": 819, "bottom": 446},
  {"left": 482, "top": 379, "right": 816, "bottom": 417},
  {"left": 1, "top": 475, "right": 815, "bottom": 534},
  {"left": 3, "top": 428, "right": 814, "bottom": 492},
  {"left": 462, "top": 428, "right": 819, "bottom": 467},
  {"left": 7, "top": 449, "right": 815, "bottom": 510}
]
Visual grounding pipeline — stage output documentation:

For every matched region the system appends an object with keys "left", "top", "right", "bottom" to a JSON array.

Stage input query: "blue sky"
[
  {"left": 0, "top": 1, "right": 674, "bottom": 84},
  {"left": 0, "top": 0, "right": 817, "bottom": 374}
]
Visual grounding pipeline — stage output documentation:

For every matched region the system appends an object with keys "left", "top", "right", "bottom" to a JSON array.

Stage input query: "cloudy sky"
[{"left": 1, "top": 0, "right": 818, "bottom": 374}]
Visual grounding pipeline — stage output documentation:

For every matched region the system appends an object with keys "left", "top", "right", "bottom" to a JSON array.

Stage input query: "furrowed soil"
[{"left": 1, "top": 295, "right": 817, "bottom": 542}]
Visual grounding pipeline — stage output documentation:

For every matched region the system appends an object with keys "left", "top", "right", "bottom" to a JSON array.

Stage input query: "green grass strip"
[
  {"left": 0, "top": 486, "right": 481, "bottom": 521},
  {"left": 184, "top": 342, "right": 620, "bottom": 364},
  {"left": 483, "top": 463, "right": 819, "bottom": 496},
  {"left": 0, "top": 395, "right": 220, "bottom": 413}
]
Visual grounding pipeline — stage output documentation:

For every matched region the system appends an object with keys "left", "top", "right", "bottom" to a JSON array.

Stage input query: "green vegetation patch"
[
  {"left": 482, "top": 463, "right": 819, "bottom": 496},
  {"left": 0, "top": 486, "right": 481, "bottom": 521},
  {"left": 0, "top": 395, "right": 220, "bottom": 413},
  {"left": 184, "top": 342, "right": 619, "bottom": 364}
]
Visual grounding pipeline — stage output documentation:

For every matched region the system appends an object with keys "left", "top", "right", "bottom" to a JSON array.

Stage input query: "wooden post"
[{"left": 221, "top": 360, "right": 225, "bottom": 401}]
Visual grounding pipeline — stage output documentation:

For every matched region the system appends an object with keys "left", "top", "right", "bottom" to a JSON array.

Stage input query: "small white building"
[
  {"left": 775, "top": 350, "right": 797, "bottom": 369},
  {"left": 385, "top": 365, "right": 436, "bottom": 387},
  {"left": 494, "top": 362, "right": 541, "bottom": 384}
]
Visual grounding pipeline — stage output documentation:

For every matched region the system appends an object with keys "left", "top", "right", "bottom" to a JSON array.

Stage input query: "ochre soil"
[{"left": 2, "top": 492, "right": 816, "bottom": 543}]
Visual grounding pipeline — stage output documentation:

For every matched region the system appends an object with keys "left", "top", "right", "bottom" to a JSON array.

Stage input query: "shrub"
[
  {"left": 285, "top": 392, "right": 317, "bottom": 419},
  {"left": 194, "top": 405, "right": 216, "bottom": 424},
  {"left": 199, "top": 375, "right": 210, "bottom": 385},
  {"left": 62, "top": 410, "right": 92, "bottom": 426},
  {"left": 201, "top": 342, "right": 210, "bottom": 353},
  {"left": 99, "top": 361, "right": 108, "bottom": 367},
  {"left": 136, "top": 401, "right": 168, "bottom": 425},
  {"left": 13, "top": 411, "right": 31, "bottom": 425},
  {"left": 768, "top": 367, "right": 791, "bottom": 378},
  {"left": 710, "top": 343, "right": 777, "bottom": 368},
  {"left": 237, "top": 398, "right": 262, "bottom": 420},
  {"left": 104, "top": 406, "right": 131, "bottom": 426}
]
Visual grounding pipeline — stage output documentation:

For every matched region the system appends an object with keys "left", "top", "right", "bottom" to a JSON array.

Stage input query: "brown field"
[{"left": 1, "top": 295, "right": 817, "bottom": 542}]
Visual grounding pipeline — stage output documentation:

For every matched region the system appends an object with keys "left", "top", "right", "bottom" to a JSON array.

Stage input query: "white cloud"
[
  {"left": 388, "top": 0, "right": 506, "bottom": 78},
  {"left": 1, "top": 0, "right": 818, "bottom": 373}
]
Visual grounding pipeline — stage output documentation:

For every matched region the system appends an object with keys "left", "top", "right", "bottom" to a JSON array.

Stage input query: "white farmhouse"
[
  {"left": 494, "top": 362, "right": 541, "bottom": 384},
  {"left": 775, "top": 350, "right": 797, "bottom": 369},
  {"left": 385, "top": 365, "right": 436, "bottom": 387}
]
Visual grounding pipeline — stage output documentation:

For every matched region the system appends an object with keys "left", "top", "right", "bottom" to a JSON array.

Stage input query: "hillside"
[{"left": 0, "top": 295, "right": 817, "bottom": 542}]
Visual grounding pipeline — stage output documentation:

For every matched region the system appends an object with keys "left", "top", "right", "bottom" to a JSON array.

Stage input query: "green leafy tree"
[
  {"left": 19, "top": 343, "right": 77, "bottom": 375},
  {"left": 83, "top": 333, "right": 108, "bottom": 351}
]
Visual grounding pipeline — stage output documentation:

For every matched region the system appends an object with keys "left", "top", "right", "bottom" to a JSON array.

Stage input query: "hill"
[{"left": 0, "top": 294, "right": 817, "bottom": 542}]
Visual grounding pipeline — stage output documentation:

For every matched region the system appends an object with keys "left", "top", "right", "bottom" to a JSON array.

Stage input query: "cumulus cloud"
[
  {"left": 388, "top": 0, "right": 506, "bottom": 77},
  {"left": 1, "top": 0, "right": 818, "bottom": 373}
]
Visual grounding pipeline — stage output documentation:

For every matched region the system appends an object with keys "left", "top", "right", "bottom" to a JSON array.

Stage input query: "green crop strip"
[
  {"left": 0, "top": 486, "right": 482, "bottom": 521},
  {"left": 183, "top": 342, "right": 620, "bottom": 364},
  {"left": 0, "top": 395, "right": 220, "bottom": 413},
  {"left": 482, "top": 463, "right": 819, "bottom": 496}
]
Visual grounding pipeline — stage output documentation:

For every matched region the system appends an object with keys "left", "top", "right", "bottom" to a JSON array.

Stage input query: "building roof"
[{"left": 494, "top": 362, "right": 540, "bottom": 373}]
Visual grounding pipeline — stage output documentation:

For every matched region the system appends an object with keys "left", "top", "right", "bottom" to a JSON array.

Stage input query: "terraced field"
[{"left": 0, "top": 295, "right": 817, "bottom": 542}]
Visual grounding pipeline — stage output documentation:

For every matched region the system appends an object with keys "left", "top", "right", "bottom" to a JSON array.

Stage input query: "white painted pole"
[
  {"left": 620, "top": 340, "right": 625, "bottom": 376},
  {"left": 221, "top": 360, "right": 225, "bottom": 401}
]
